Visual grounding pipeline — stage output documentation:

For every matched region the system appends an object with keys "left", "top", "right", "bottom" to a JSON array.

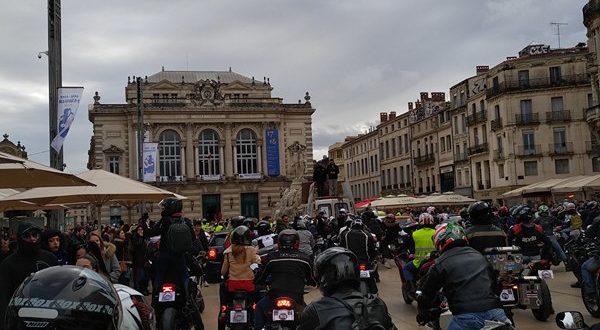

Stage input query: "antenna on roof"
[
  {"left": 229, "top": 66, "right": 232, "bottom": 72},
  {"left": 551, "top": 22, "right": 568, "bottom": 48},
  {"left": 186, "top": 54, "right": 189, "bottom": 71},
  {"left": 161, "top": 66, "right": 165, "bottom": 72}
]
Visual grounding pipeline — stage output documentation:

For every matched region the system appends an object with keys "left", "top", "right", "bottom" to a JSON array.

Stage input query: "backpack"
[
  {"left": 331, "top": 292, "right": 388, "bottom": 330},
  {"left": 167, "top": 217, "right": 193, "bottom": 253}
]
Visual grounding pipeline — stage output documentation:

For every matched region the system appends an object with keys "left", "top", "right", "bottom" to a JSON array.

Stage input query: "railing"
[
  {"left": 158, "top": 175, "right": 186, "bottom": 182},
  {"left": 486, "top": 74, "right": 590, "bottom": 98},
  {"left": 147, "top": 98, "right": 187, "bottom": 106},
  {"left": 196, "top": 174, "right": 223, "bottom": 181},
  {"left": 467, "top": 111, "right": 487, "bottom": 126},
  {"left": 515, "top": 113, "right": 540, "bottom": 125},
  {"left": 586, "top": 141, "right": 600, "bottom": 155},
  {"left": 516, "top": 145, "right": 542, "bottom": 157},
  {"left": 549, "top": 142, "right": 574, "bottom": 156},
  {"left": 493, "top": 149, "right": 505, "bottom": 161},
  {"left": 414, "top": 153, "right": 436, "bottom": 166},
  {"left": 546, "top": 110, "right": 571, "bottom": 122},
  {"left": 468, "top": 143, "right": 489, "bottom": 156},
  {"left": 491, "top": 118, "right": 503, "bottom": 131},
  {"left": 455, "top": 152, "right": 469, "bottom": 162},
  {"left": 586, "top": 104, "right": 600, "bottom": 123}
]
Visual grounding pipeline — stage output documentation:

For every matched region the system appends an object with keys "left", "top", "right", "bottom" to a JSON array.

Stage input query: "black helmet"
[
  {"left": 5, "top": 265, "right": 121, "bottom": 329},
  {"left": 314, "top": 247, "right": 360, "bottom": 295},
  {"left": 231, "top": 225, "right": 252, "bottom": 246},
  {"left": 351, "top": 218, "right": 364, "bottom": 229},
  {"left": 243, "top": 218, "right": 256, "bottom": 230},
  {"left": 468, "top": 201, "right": 492, "bottom": 225},
  {"left": 514, "top": 206, "right": 534, "bottom": 224},
  {"left": 230, "top": 216, "right": 245, "bottom": 229},
  {"left": 158, "top": 197, "right": 183, "bottom": 217},
  {"left": 294, "top": 218, "right": 308, "bottom": 230},
  {"left": 459, "top": 207, "right": 469, "bottom": 220},
  {"left": 278, "top": 229, "right": 300, "bottom": 250},
  {"left": 256, "top": 220, "right": 272, "bottom": 236}
]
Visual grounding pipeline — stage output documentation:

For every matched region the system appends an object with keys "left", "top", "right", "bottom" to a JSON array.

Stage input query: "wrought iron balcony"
[
  {"left": 466, "top": 111, "right": 487, "bottom": 126},
  {"left": 549, "top": 142, "right": 574, "bottom": 156},
  {"left": 515, "top": 113, "right": 540, "bottom": 125},
  {"left": 486, "top": 74, "right": 590, "bottom": 98},
  {"left": 491, "top": 118, "right": 503, "bottom": 131},
  {"left": 586, "top": 104, "right": 600, "bottom": 132},
  {"left": 468, "top": 143, "right": 489, "bottom": 156},
  {"left": 546, "top": 110, "right": 571, "bottom": 123},
  {"left": 586, "top": 141, "right": 600, "bottom": 155},
  {"left": 493, "top": 149, "right": 505, "bottom": 161},
  {"left": 414, "top": 153, "right": 436, "bottom": 166},
  {"left": 454, "top": 151, "right": 469, "bottom": 162},
  {"left": 516, "top": 145, "right": 542, "bottom": 157}
]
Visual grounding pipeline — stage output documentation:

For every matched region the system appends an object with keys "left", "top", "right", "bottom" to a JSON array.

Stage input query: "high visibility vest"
[{"left": 412, "top": 227, "right": 436, "bottom": 267}]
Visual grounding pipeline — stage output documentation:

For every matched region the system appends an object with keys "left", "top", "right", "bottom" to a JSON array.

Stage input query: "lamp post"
[{"left": 47, "top": 0, "right": 63, "bottom": 229}]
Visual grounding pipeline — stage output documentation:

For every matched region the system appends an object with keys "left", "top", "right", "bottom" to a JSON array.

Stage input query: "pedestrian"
[
  {"left": 114, "top": 229, "right": 131, "bottom": 285},
  {"left": 41, "top": 230, "right": 69, "bottom": 265},
  {"left": 313, "top": 159, "right": 328, "bottom": 197},
  {"left": 130, "top": 225, "right": 149, "bottom": 294},
  {"left": 327, "top": 159, "right": 339, "bottom": 196},
  {"left": 88, "top": 231, "right": 121, "bottom": 283},
  {"left": 275, "top": 215, "right": 290, "bottom": 234},
  {"left": 0, "top": 233, "right": 10, "bottom": 265}
]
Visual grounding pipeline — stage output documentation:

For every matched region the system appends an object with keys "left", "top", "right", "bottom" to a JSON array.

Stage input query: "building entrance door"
[
  {"left": 202, "top": 194, "right": 221, "bottom": 222},
  {"left": 240, "top": 193, "right": 259, "bottom": 218}
]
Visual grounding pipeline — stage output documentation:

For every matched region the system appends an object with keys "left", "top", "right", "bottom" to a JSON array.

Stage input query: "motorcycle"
[
  {"left": 556, "top": 311, "right": 599, "bottom": 329},
  {"left": 153, "top": 275, "right": 203, "bottom": 330},
  {"left": 218, "top": 290, "right": 255, "bottom": 330},
  {"left": 358, "top": 261, "right": 378, "bottom": 295},
  {"left": 580, "top": 242, "right": 600, "bottom": 318}
]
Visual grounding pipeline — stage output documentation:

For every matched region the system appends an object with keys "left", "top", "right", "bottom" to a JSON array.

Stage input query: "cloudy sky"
[{"left": 0, "top": 0, "right": 589, "bottom": 173}]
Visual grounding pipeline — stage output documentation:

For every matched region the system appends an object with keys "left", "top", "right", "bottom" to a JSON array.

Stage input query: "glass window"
[
  {"left": 446, "top": 135, "right": 451, "bottom": 151},
  {"left": 198, "top": 129, "right": 220, "bottom": 176},
  {"left": 108, "top": 156, "right": 119, "bottom": 174},
  {"left": 457, "top": 170, "right": 462, "bottom": 186},
  {"left": 553, "top": 128, "right": 566, "bottom": 146},
  {"left": 524, "top": 161, "right": 538, "bottom": 176},
  {"left": 550, "top": 66, "right": 562, "bottom": 84},
  {"left": 440, "top": 137, "right": 446, "bottom": 152},
  {"left": 498, "top": 163, "right": 504, "bottom": 179},
  {"left": 523, "top": 130, "right": 535, "bottom": 151},
  {"left": 551, "top": 97, "right": 564, "bottom": 112},
  {"left": 518, "top": 70, "right": 530, "bottom": 87},
  {"left": 593, "top": 157, "right": 600, "bottom": 172},
  {"left": 494, "top": 105, "right": 500, "bottom": 120},
  {"left": 520, "top": 100, "right": 532, "bottom": 117},
  {"left": 555, "top": 159, "right": 569, "bottom": 174},
  {"left": 236, "top": 129, "right": 258, "bottom": 175},
  {"left": 159, "top": 130, "right": 181, "bottom": 177}
]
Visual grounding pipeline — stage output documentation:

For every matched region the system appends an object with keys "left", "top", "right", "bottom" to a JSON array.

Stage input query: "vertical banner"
[
  {"left": 143, "top": 143, "right": 158, "bottom": 182},
  {"left": 51, "top": 87, "right": 84, "bottom": 152},
  {"left": 265, "top": 128, "right": 280, "bottom": 177}
]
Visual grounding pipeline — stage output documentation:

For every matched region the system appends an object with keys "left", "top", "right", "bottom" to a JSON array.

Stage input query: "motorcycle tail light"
[
  {"left": 161, "top": 283, "right": 175, "bottom": 293},
  {"left": 234, "top": 304, "right": 243, "bottom": 311},
  {"left": 208, "top": 248, "right": 218, "bottom": 260},
  {"left": 276, "top": 298, "right": 292, "bottom": 308},
  {"left": 220, "top": 305, "right": 227, "bottom": 313},
  {"left": 512, "top": 285, "right": 518, "bottom": 290},
  {"left": 252, "top": 303, "right": 256, "bottom": 310},
  {"left": 359, "top": 264, "right": 366, "bottom": 271}
]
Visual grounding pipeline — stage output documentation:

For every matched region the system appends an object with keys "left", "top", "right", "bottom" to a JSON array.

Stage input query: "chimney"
[
  {"left": 408, "top": 102, "right": 413, "bottom": 110},
  {"left": 506, "top": 56, "right": 517, "bottom": 60},
  {"left": 420, "top": 92, "right": 429, "bottom": 101},
  {"left": 431, "top": 92, "right": 445, "bottom": 102},
  {"left": 389, "top": 111, "right": 397, "bottom": 120},
  {"left": 476, "top": 66, "right": 489, "bottom": 74},
  {"left": 415, "top": 100, "right": 422, "bottom": 109},
  {"left": 380, "top": 112, "right": 388, "bottom": 123}
]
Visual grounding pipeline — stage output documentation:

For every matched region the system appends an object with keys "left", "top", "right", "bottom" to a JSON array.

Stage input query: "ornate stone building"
[
  {"left": 0, "top": 134, "right": 28, "bottom": 158},
  {"left": 341, "top": 130, "right": 380, "bottom": 201},
  {"left": 378, "top": 111, "right": 412, "bottom": 195},
  {"left": 88, "top": 69, "right": 314, "bottom": 222},
  {"left": 584, "top": 0, "right": 600, "bottom": 137}
]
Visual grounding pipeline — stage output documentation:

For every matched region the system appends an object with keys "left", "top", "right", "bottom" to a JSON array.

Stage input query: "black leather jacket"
[
  {"left": 507, "top": 223, "right": 551, "bottom": 258},
  {"left": 144, "top": 214, "right": 194, "bottom": 253},
  {"left": 418, "top": 246, "right": 502, "bottom": 315},
  {"left": 535, "top": 215, "right": 559, "bottom": 236},
  {"left": 340, "top": 227, "right": 377, "bottom": 265},
  {"left": 255, "top": 249, "right": 315, "bottom": 302},
  {"left": 465, "top": 224, "right": 508, "bottom": 254}
]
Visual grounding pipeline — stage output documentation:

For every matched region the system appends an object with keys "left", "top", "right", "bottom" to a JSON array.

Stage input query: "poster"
[
  {"left": 51, "top": 87, "right": 84, "bottom": 152},
  {"left": 143, "top": 143, "right": 158, "bottom": 182}
]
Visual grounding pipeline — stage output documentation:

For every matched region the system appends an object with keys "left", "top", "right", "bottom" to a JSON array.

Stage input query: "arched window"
[
  {"left": 198, "top": 129, "right": 220, "bottom": 176},
  {"left": 159, "top": 130, "right": 181, "bottom": 178},
  {"left": 236, "top": 129, "right": 257, "bottom": 175}
]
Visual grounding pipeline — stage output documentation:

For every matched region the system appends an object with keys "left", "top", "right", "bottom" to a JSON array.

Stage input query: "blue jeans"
[
  {"left": 447, "top": 308, "right": 510, "bottom": 330},
  {"left": 403, "top": 260, "right": 417, "bottom": 282},
  {"left": 547, "top": 234, "right": 567, "bottom": 262},
  {"left": 581, "top": 256, "right": 600, "bottom": 295}
]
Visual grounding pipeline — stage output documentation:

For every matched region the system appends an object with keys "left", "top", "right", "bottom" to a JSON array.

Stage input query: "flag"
[
  {"left": 51, "top": 87, "right": 84, "bottom": 152},
  {"left": 143, "top": 143, "right": 158, "bottom": 182}
]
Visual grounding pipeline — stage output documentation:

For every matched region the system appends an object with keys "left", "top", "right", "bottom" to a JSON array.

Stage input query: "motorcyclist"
[
  {"left": 558, "top": 202, "right": 583, "bottom": 240},
  {"left": 402, "top": 213, "right": 436, "bottom": 285},
  {"left": 220, "top": 226, "right": 261, "bottom": 305},
  {"left": 293, "top": 218, "right": 315, "bottom": 257},
  {"left": 581, "top": 212, "right": 600, "bottom": 306},
  {"left": 339, "top": 218, "right": 377, "bottom": 268},
  {"left": 254, "top": 229, "right": 316, "bottom": 329},
  {"left": 583, "top": 201, "right": 600, "bottom": 228},
  {"left": 464, "top": 201, "right": 508, "bottom": 254},
  {"left": 298, "top": 247, "right": 396, "bottom": 330},
  {"left": 253, "top": 220, "right": 278, "bottom": 250},
  {"left": 507, "top": 206, "right": 552, "bottom": 263},
  {"left": 381, "top": 213, "right": 401, "bottom": 266},
  {"left": 497, "top": 205, "right": 515, "bottom": 232},
  {"left": 535, "top": 204, "right": 567, "bottom": 263},
  {"left": 417, "top": 223, "right": 511, "bottom": 330},
  {"left": 223, "top": 216, "right": 246, "bottom": 250}
]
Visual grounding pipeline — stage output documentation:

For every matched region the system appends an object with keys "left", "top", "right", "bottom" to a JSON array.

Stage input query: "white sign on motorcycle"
[
  {"left": 230, "top": 310, "right": 247, "bottom": 323},
  {"left": 500, "top": 288, "right": 515, "bottom": 302},
  {"left": 273, "top": 309, "right": 294, "bottom": 321},
  {"left": 158, "top": 291, "right": 175, "bottom": 302},
  {"left": 360, "top": 270, "right": 371, "bottom": 278},
  {"left": 538, "top": 269, "right": 554, "bottom": 280}
]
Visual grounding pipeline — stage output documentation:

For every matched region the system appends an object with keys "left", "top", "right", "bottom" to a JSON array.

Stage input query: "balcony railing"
[
  {"left": 486, "top": 74, "right": 590, "bottom": 98},
  {"left": 147, "top": 98, "right": 188, "bottom": 106},
  {"left": 493, "top": 149, "right": 505, "bottom": 161},
  {"left": 466, "top": 111, "right": 487, "bottom": 126},
  {"left": 546, "top": 110, "right": 571, "bottom": 122},
  {"left": 549, "top": 142, "right": 574, "bottom": 156},
  {"left": 516, "top": 145, "right": 542, "bottom": 157},
  {"left": 491, "top": 118, "right": 503, "bottom": 131},
  {"left": 586, "top": 141, "right": 600, "bottom": 155},
  {"left": 515, "top": 113, "right": 540, "bottom": 125},
  {"left": 468, "top": 143, "right": 489, "bottom": 156},
  {"left": 414, "top": 153, "right": 435, "bottom": 166},
  {"left": 158, "top": 175, "right": 186, "bottom": 182},
  {"left": 454, "top": 152, "right": 469, "bottom": 162}
]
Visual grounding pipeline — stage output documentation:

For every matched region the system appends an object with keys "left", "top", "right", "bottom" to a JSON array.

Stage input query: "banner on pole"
[
  {"left": 143, "top": 143, "right": 158, "bottom": 182},
  {"left": 51, "top": 87, "right": 84, "bottom": 152}
]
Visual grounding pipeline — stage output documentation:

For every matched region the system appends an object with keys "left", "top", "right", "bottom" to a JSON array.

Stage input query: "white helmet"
[
  {"left": 426, "top": 206, "right": 436, "bottom": 215},
  {"left": 114, "top": 284, "right": 155, "bottom": 330},
  {"left": 339, "top": 208, "right": 347, "bottom": 214}
]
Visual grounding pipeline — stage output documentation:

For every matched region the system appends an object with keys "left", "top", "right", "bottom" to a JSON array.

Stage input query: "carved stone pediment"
[
  {"left": 102, "top": 145, "right": 125, "bottom": 154},
  {"left": 190, "top": 79, "right": 224, "bottom": 107}
]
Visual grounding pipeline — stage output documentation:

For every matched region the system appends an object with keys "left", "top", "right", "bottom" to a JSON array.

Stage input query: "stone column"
[
  {"left": 194, "top": 143, "right": 199, "bottom": 179},
  {"left": 233, "top": 144, "right": 238, "bottom": 174},
  {"left": 219, "top": 142, "right": 225, "bottom": 177},
  {"left": 185, "top": 125, "right": 194, "bottom": 179},
  {"left": 257, "top": 139, "right": 263, "bottom": 175},
  {"left": 180, "top": 142, "right": 186, "bottom": 178},
  {"left": 225, "top": 125, "right": 233, "bottom": 177}
]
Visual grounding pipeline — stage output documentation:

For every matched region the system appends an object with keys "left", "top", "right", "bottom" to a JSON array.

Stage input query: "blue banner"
[{"left": 265, "top": 129, "right": 280, "bottom": 177}]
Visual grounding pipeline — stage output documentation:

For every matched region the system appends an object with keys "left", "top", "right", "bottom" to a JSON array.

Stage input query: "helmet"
[
  {"left": 243, "top": 218, "right": 256, "bottom": 230},
  {"left": 278, "top": 229, "right": 300, "bottom": 250},
  {"left": 339, "top": 208, "right": 347, "bottom": 214},
  {"left": 426, "top": 206, "right": 436, "bottom": 215},
  {"left": 231, "top": 225, "right": 252, "bottom": 246},
  {"left": 5, "top": 265, "right": 121, "bottom": 329},
  {"left": 314, "top": 247, "right": 360, "bottom": 295},
  {"left": 256, "top": 220, "right": 272, "bottom": 236},
  {"left": 438, "top": 213, "right": 449, "bottom": 223},
  {"left": 158, "top": 197, "right": 183, "bottom": 217},
  {"left": 566, "top": 202, "right": 576, "bottom": 211},
  {"left": 588, "top": 201, "right": 599, "bottom": 210},
  {"left": 230, "top": 216, "right": 245, "bottom": 229},
  {"left": 418, "top": 212, "right": 434, "bottom": 226},
  {"left": 459, "top": 207, "right": 469, "bottom": 220},
  {"left": 538, "top": 205, "right": 550, "bottom": 215},
  {"left": 514, "top": 206, "right": 534, "bottom": 224},
  {"left": 294, "top": 218, "right": 308, "bottom": 230},
  {"left": 498, "top": 206, "right": 510, "bottom": 216},
  {"left": 114, "top": 284, "right": 154, "bottom": 330},
  {"left": 351, "top": 218, "right": 364, "bottom": 229},
  {"left": 468, "top": 201, "right": 492, "bottom": 225},
  {"left": 433, "top": 222, "right": 468, "bottom": 253}
]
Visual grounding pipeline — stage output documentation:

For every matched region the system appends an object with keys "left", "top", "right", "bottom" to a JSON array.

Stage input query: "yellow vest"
[{"left": 412, "top": 227, "right": 436, "bottom": 267}]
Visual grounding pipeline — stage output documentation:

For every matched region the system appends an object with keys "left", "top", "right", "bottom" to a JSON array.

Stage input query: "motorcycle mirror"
[
  {"left": 555, "top": 311, "right": 587, "bottom": 329},
  {"left": 415, "top": 290, "right": 422, "bottom": 297}
]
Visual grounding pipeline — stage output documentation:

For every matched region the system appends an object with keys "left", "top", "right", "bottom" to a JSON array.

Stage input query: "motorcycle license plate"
[
  {"left": 538, "top": 269, "right": 554, "bottom": 280},
  {"left": 360, "top": 270, "right": 370, "bottom": 278},
  {"left": 158, "top": 292, "right": 175, "bottom": 302},
  {"left": 500, "top": 289, "right": 516, "bottom": 302},
  {"left": 230, "top": 310, "right": 247, "bottom": 323},
  {"left": 272, "top": 309, "right": 294, "bottom": 321}
]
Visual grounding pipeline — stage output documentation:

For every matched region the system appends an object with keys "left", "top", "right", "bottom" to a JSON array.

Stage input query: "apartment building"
[
  {"left": 378, "top": 111, "right": 412, "bottom": 195},
  {"left": 584, "top": 0, "right": 600, "bottom": 141},
  {"left": 341, "top": 130, "right": 380, "bottom": 200},
  {"left": 449, "top": 78, "right": 472, "bottom": 196}
]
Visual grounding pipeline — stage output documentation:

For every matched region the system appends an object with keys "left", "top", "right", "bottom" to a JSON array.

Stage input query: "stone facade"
[
  {"left": 88, "top": 69, "right": 314, "bottom": 223},
  {"left": 341, "top": 130, "right": 380, "bottom": 201},
  {"left": 378, "top": 111, "right": 412, "bottom": 195}
]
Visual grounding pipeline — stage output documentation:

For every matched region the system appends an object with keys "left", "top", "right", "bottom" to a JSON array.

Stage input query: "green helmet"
[
  {"left": 538, "top": 205, "right": 550, "bottom": 215},
  {"left": 433, "top": 222, "right": 468, "bottom": 253}
]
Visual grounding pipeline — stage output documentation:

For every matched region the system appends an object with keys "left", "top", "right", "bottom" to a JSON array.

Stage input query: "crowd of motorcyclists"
[{"left": 0, "top": 196, "right": 599, "bottom": 329}]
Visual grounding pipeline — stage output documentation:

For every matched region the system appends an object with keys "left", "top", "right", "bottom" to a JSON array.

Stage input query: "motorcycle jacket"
[
  {"left": 418, "top": 246, "right": 502, "bottom": 315},
  {"left": 255, "top": 249, "right": 316, "bottom": 302},
  {"left": 465, "top": 224, "right": 508, "bottom": 254},
  {"left": 410, "top": 227, "right": 436, "bottom": 267},
  {"left": 507, "top": 223, "right": 551, "bottom": 258},
  {"left": 296, "top": 229, "right": 315, "bottom": 256},
  {"left": 535, "top": 214, "right": 559, "bottom": 236},
  {"left": 339, "top": 228, "right": 377, "bottom": 265}
]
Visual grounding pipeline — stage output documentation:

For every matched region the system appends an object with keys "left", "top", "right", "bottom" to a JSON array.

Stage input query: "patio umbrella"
[
  {"left": 551, "top": 174, "right": 600, "bottom": 194},
  {"left": 370, "top": 194, "right": 417, "bottom": 208},
  {"left": 0, "top": 169, "right": 186, "bottom": 224},
  {"left": 423, "top": 192, "right": 475, "bottom": 206},
  {"left": 0, "top": 151, "right": 94, "bottom": 189},
  {"left": 355, "top": 198, "right": 378, "bottom": 209}
]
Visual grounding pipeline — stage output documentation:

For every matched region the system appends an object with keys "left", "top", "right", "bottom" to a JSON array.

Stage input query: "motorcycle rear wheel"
[
  {"left": 531, "top": 281, "right": 553, "bottom": 321},
  {"left": 160, "top": 307, "right": 178, "bottom": 330},
  {"left": 402, "top": 284, "right": 413, "bottom": 305}
]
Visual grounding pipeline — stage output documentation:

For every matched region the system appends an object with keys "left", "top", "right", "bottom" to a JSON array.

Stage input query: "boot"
[{"left": 571, "top": 281, "right": 581, "bottom": 288}]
